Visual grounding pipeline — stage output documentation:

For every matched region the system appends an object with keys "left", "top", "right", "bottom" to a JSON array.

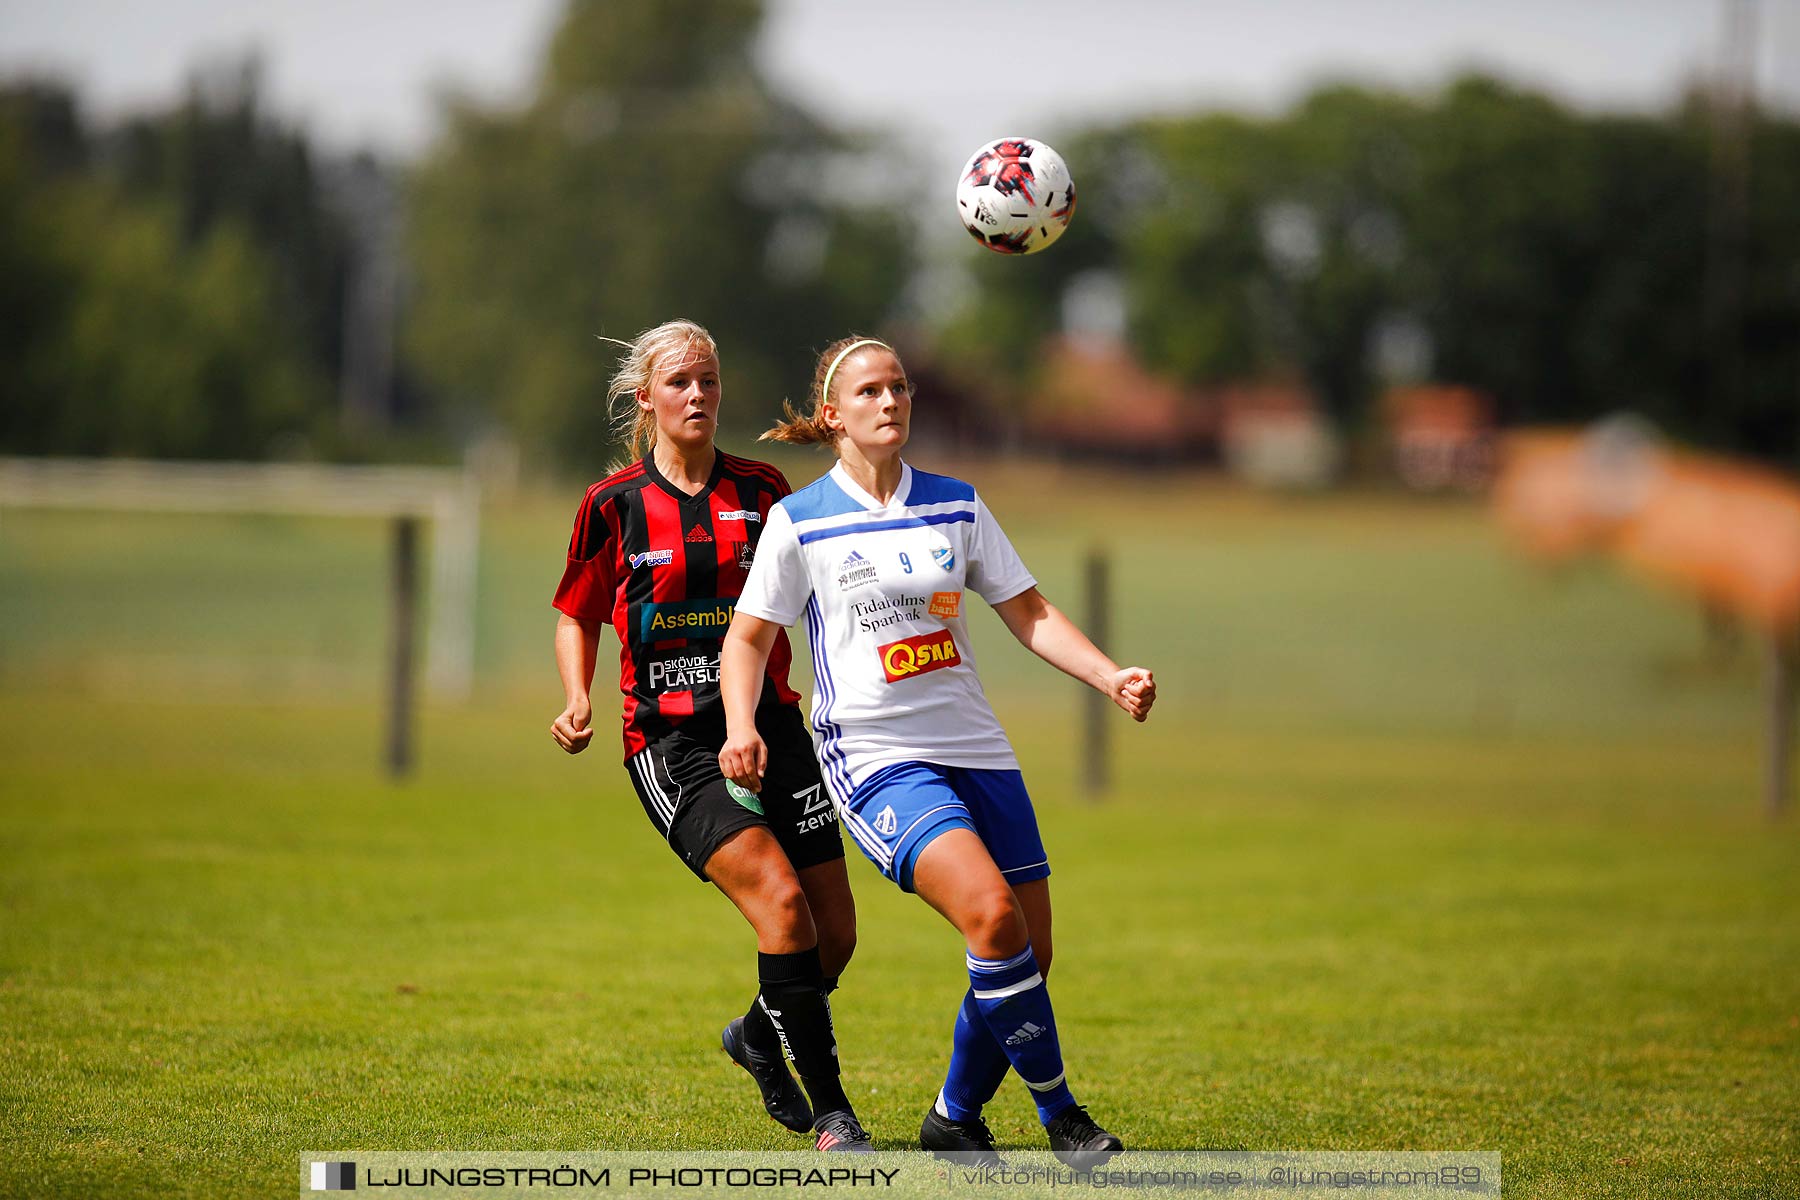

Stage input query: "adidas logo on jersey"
[
  {"left": 873, "top": 805, "right": 898, "bottom": 836},
  {"left": 1005, "top": 1021, "right": 1046, "bottom": 1046},
  {"left": 686, "top": 524, "right": 712, "bottom": 543},
  {"left": 837, "top": 549, "right": 878, "bottom": 592}
]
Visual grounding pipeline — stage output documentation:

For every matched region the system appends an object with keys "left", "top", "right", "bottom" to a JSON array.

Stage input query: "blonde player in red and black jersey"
[{"left": 550, "top": 319, "right": 871, "bottom": 1152}]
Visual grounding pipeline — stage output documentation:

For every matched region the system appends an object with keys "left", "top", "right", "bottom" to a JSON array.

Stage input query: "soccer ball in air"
[{"left": 955, "top": 137, "right": 1076, "bottom": 256}]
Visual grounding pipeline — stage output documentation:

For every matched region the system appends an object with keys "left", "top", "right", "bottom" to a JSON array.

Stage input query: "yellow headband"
[{"left": 819, "top": 339, "right": 892, "bottom": 410}]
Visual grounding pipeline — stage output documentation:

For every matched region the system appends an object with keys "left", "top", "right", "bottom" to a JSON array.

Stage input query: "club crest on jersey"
[
  {"left": 878, "top": 628, "right": 961, "bottom": 683},
  {"left": 735, "top": 541, "right": 755, "bottom": 571},
  {"left": 874, "top": 805, "right": 898, "bottom": 836},
  {"left": 837, "top": 549, "right": 878, "bottom": 592},
  {"left": 931, "top": 545, "right": 956, "bottom": 571},
  {"left": 628, "top": 549, "right": 674, "bottom": 569}
]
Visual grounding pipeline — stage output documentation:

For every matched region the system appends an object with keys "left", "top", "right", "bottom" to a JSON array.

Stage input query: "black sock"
[
  {"left": 743, "top": 973, "right": 836, "bottom": 1056},
  {"left": 742, "top": 990, "right": 782, "bottom": 1057},
  {"left": 757, "top": 946, "right": 851, "bottom": 1118}
]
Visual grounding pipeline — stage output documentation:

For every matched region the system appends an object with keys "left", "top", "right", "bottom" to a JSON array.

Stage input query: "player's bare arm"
[
  {"left": 991, "top": 586, "right": 1156, "bottom": 722},
  {"left": 550, "top": 611, "right": 602, "bottom": 753},
  {"left": 718, "top": 614, "right": 781, "bottom": 790}
]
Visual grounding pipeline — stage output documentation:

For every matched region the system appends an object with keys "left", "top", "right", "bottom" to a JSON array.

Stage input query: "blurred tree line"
[
  {"left": 0, "top": 61, "right": 349, "bottom": 459},
  {"left": 946, "top": 75, "right": 1800, "bottom": 466},
  {"left": 406, "top": 0, "right": 912, "bottom": 467},
  {"left": 3, "top": 0, "right": 1796, "bottom": 472},
  {"left": 0, "top": 0, "right": 912, "bottom": 470}
]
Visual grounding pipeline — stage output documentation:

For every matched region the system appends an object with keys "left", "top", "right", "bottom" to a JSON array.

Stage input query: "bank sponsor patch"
[
  {"left": 628, "top": 548, "right": 674, "bottom": 569},
  {"left": 850, "top": 593, "right": 925, "bottom": 634},
  {"left": 639, "top": 598, "right": 735, "bottom": 642},
  {"left": 929, "top": 590, "right": 961, "bottom": 618},
  {"left": 877, "top": 628, "right": 962, "bottom": 683}
]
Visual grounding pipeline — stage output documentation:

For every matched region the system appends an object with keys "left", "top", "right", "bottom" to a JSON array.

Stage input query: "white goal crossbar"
[{"left": 0, "top": 456, "right": 480, "bottom": 701}]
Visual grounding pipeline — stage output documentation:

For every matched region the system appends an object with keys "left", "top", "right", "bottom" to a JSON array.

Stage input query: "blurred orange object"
[{"left": 1494, "top": 426, "right": 1800, "bottom": 638}]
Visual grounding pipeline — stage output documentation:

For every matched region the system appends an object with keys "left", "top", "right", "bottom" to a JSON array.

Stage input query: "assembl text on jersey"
[{"left": 646, "top": 602, "right": 734, "bottom": 633}]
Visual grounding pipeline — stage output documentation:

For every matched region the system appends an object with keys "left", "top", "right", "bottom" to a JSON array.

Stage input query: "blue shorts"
[{"left": 839, "top": 762, "right": 1050, "bottom": 893}]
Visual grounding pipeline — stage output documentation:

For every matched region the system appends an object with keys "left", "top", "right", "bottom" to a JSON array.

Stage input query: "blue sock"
[
  {"left": 965, "top": 944, "right": 1076, "bottom": 1123},
  {"left": 937, "top": 988, "right": 1013, "bottom": 1122}
]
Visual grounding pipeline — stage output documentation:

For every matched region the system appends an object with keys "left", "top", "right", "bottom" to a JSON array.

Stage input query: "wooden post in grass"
[
  {"left": 1766, "top": 636, "right": 1795, "bottom": 820},
  {"left": 388, "top": 516, "right": 420, "bottom": 779},
  {"left": 1082, "top": 547, "right": 1111, "bottom": 799},
  {"left": 0, "top": 457, "right": 481, "bottom": 779}
]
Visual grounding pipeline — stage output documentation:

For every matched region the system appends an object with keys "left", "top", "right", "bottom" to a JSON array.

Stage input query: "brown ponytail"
[{"left": 761, "top": 334, "right": 897, "bottom": 447}]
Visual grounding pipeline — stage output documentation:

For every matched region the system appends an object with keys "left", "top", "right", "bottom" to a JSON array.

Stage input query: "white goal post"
[{"left": 0, "top": 457, "right": 480, "bottom": 772}]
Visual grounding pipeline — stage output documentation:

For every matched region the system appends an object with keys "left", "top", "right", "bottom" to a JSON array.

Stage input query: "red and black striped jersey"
[{"left": 553, "top": 451, "right": 802, "bottom": 758}]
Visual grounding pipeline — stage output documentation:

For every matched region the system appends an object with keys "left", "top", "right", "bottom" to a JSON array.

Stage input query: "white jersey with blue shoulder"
[{"left": 734, "top": 460, "right": 1036, "bottom": 802}]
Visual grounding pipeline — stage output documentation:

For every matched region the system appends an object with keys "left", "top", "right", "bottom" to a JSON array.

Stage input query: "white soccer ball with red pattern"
[{"left": 955, "top": 136, "right": 1076, "bottom": 256}]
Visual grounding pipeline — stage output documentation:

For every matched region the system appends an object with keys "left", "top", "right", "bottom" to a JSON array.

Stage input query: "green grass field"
[{"left": 2, "top": 462, "right": 1797, "bottom": 1198}]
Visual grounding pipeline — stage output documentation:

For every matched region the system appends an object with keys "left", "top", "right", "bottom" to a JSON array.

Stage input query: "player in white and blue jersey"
[{"left": 717, "top": 336, "right": 1157, "bottom": 1168}]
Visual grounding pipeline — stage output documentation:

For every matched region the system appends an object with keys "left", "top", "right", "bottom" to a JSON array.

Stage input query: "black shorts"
[{"left": 623, "top": 705, "right": 842, "bottom": 881}]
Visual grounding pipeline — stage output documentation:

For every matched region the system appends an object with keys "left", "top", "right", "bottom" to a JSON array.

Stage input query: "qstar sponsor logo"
[
  {"left": 647, "top": 652, "right": 719, "bottom": 691},
  {"left": 930, "top": 590, "right": 961, "bottom": 618},
  {"left": 628, "top": 549, "right": 674, "bottom": 569},
  {"left": 850, "top": 593, "right": 925, "bottom": 633},
  {"left": 878, "top": 629, "right": 961, "bottom": 682},
  {"left": 836, "top": 549, "right": 878, "bottom": 592},
  {"left": 639, "top": 599, "right": 735, "bottom": 642},
  {"left": 715, "top": 509, "right": 762, "bottom": 523}
]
